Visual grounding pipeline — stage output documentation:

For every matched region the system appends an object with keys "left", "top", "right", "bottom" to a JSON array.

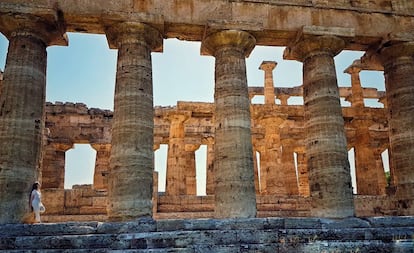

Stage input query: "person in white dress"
[{"left": 30, "top": 182, "right": 45, "bottom": 223}]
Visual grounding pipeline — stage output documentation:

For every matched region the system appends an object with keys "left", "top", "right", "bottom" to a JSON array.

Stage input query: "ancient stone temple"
[{"left": 0, "top": 0, "right": 414, "bottom": 251}]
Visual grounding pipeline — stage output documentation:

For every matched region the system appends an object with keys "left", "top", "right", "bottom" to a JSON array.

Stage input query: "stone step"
[{"left": 1, "top": 217, "right": 413, "bottom": 252}]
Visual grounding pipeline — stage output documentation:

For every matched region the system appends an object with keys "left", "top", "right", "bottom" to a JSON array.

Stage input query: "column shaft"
[
  {"left": 380, "top": 42, "right": 414, "bottom": 212},
  {"left": 91, "top": 144, "right": 111, "bottom": 190},
  {"left": 0, "top": 33, "right": 48, "bottom": 223},
  {"left": 106, "top": 22, "right": 162, "bottom": 220},
  {"left": 202, "top": 30, "right": 257, "bottom": 218},
  {"left": 285, "top": 34, "right": 354, "bottom": 217}
]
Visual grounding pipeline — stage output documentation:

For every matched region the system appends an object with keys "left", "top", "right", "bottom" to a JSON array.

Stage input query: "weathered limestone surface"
[
  {"left": 379, "top": 42, "right": 414, "bottom": 215},
  {"left": 0, "top": 13, "right": 66, "bottom": 223},
  {"left": 284, "top": 27, "right": 355, "bottom": 218},
  {"left": 105, "top": 22, "right": 163, "bottom": 220},
  {"left": 1, "top": 217, "right": 414, "bottom": 252},
  {"left": 201, "top": 30, "right": 257, "bottom": 218}
]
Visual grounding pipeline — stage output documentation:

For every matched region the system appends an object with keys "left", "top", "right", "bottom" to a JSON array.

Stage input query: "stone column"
[
  {"left": 378, "top": 41, "right": 414, "bottom": 212},
  {"left": 184, "top": 144, "right": 200, "bottom": 195},
  {"left": 0, "top": 14, "right": 66, "bottom": 223},
  {"left": 165, "top": 111, "right": 191, "bottom": 195},
  {"left": 105, "top": 22, "right": 162, "bottom": 220},
  {"left": 42, "top": 143, "right": 73, "bottom": 189},
  {"left": 352, "top": 120, "right": 384, "bottom": 195},
  {"left": 201, "top": 30, "right": 257, "bottom": 218},
  {"left": 259, "top": 61, "right": 277, "bottom": 105},
  {"left": 284, "top": 27, "right": 355, "bottom": 217},
  {"left": 91, "top": 144, "right": 111, "bottom": 190},
  {"left": 281, "top": 141, "right": 299, "bottom": 195},
  {"left": 373, "top": 148, "right": 387, "bottom": 195},
  {"left": 205, "top": 138, "right": 215, "bottom": 195},
  {"left": 344, "top": 64, "right": 365, "bottom": 108},
  {"left": 296, "top": 151, "right": 310, "bottom": 197}
]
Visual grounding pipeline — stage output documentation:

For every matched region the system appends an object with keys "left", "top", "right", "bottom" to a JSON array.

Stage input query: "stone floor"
[{"left": 1, "top": 217, "right": 414, "bottom": 252}]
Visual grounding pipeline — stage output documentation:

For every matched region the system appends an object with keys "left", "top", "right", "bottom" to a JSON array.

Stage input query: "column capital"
[
  {"left": 378, "top": 41, "right": 414, "bottom": 68},
  {"left": 91, "top": 143, "right": 111, "bottom": 152},
  {"left": 165, "top": 110, "right": 192, "bottom": 123},
  {"left": 201, "top": 30, "right": 256, "bottom": 57},
  {"left": 283, "top": 26, "right": 354, "bottom": 62},
  {"left": 259, "top": 61, "right": 277, "bottom": 72},
  {"left": 105, "top": 22, "right": 163, "bottom": 51},
  {"left": 344, "top": 60, "right": 362, "bottom": 75},
  {"left": 0, "top": 12, "right": 67, "bottom": 46}
]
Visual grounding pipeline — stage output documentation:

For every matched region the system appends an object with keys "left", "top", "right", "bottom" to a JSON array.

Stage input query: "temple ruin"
[{"left": 0, "top": 0, "right": 413, "bottom": 251}]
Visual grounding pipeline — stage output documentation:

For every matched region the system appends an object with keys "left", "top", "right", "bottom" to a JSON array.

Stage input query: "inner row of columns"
[{"left": 0, "top": 18, "right": 413, "bottom": 223}]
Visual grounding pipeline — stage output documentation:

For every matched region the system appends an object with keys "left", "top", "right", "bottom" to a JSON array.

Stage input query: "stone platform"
[{"left": 1, "top": 217, "right": 414, "bottom": 252}]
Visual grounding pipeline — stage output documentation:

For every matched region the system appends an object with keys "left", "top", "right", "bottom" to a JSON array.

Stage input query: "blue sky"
[{"left": 0, "top": 32, "right": 385, "bottom": 193}]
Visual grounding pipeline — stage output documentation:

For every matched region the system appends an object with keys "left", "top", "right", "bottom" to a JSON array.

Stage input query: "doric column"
[
  {"left": 91, "top": 143, "right": 111, "bottom": 190},
  {"left": 378, "top": 41, "right": 414, "bottom": 212},
  {"left": 352, "top": 120, "right": 384, "bottom": 195},
  {"left": 105, "top": 22, "right": 162, "bottom": 220},
  {"left": 296, "top": 151, "right": 310, "bottom": 197},
  {"left": 284, "top": 26, "right": 355, "bottom": 217},
  {"left": 0, "top": 13, "right": 66, "bottom": 224},
  {"left": 184, "top": 144, "right": 200, "bottom": 195},
  {"left": 278, "top": 94, "right": 290, "bottom": 106},
  {"left": 259, "top": 61, "right": 277, "bottom": 105},
  {"left": 373, "top": 148, "right": 387, "bottom": 195},
  {"left": 281, "top": 140, "right": 299, "bottom": 195},
  {"left": 344, "top": 64, "right": 365, "bottom": 108},
  {"left": 165, "top": 111, "right": 191, "bottom": 195},
  {"left": 42, "top": 143, "right": 73, "bottom": 189},
  {"left": 201, "top": 30, "right": 257, "bottom": 218},
  {"left": 205, "top": 137, "right": 215, "bottom": 195}
]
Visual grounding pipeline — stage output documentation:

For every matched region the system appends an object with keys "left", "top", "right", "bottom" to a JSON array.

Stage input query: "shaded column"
[
  {"left": 205, "top": 137, "right": 215, "bottom": 195},
  {"left": 165, "top": 111, "right": 191, "bottom": 195},
  {"left": 259, "top": 61, "right": 277, "bottom": 105},
  {"left": 284, "top": 28, "right": 355, "bottom": 217},
  {"left": 184, "top": 144, "right": 200, "bottom": 195},
  {"left": 91, "top": 143, "right": 111, "bottom": 190},
  {"left": 42, "top": 143, "right": 73, "bottom": 189},
  {"left": 105, "top": 22, "right": 162, "bottom": 220},
  {"left": 373, "top": 148, "right": 387, "bottom": 195},
  {"left": 378, "top": 41, "right": 414, "bottom": 213},
  {"left": 296, "top": 151, "right": 310, "bottom": 197},
  {"left": 0, "top": 14, "right": 66, "bottom": 223},
  {"left": 281, "top": 141, "right": 299, "bottom": 195},
  {"left": 201, "top": 30, "right": 257, "bottom": 218}
]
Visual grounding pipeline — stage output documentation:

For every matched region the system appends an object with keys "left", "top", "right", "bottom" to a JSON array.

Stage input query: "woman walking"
[{"left": 30, "top": 182, "right": 45, "bottom": 223}]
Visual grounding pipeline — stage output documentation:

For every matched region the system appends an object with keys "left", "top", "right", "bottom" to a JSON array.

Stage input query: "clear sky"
[{"left": 0, "top": 32, "right": 385, "bottom": 194}]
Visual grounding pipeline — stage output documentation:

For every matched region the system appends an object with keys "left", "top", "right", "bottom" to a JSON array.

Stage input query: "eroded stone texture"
[
  {"left": 379, "top": 42, "right": 414, "bottom": 214},
  {"left": 105, "top": 22, "right": 162, "bottom": 220},
  {"left": 91, "top": 144, "right": 111, "bottom": 190},
  {"left": 165, "top": 111, "right": 191, "bottom": 195},
  {"left": 284, "top": 28, "right": 355, "bottom": 218},
  {"left": 0, "top": 14, "right": 66, "bottom": 224},
  {"left": 201, "top": 30, "right": 257, "bottom": 218}
]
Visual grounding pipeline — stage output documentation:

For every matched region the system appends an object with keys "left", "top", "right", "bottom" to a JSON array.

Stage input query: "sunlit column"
[
  {"left": 105, "top": 22, "right": 162, "bottom": 220},
  {"left": 378, "top": 41, "right": 414, "bottom": 214},
  {"left": 91, "top": 143, "right": 111, "bottom": 190},
  {"left": 259, "top": 61, "right": 277, "bottom": 105},
  {"left": 165, "top": 111, "right": 191, "bottom": 195},
  {"left": 0, "top": 14, "right": 66, "bottom": 224},
  {"left": 281, "top": 141, "right": 299, "bottom": 195},
  {"left": 284, "top": 27, "right": 355, "bottom": 217},
  {"left": 201, "top": 30, "right": 257, "bottom": 218},
  {"left": 344, "top": 64, "right": 365, "bottom": 108}
]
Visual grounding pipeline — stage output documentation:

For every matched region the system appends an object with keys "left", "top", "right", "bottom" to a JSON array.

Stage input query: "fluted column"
[
  {"left": 259, "top": 61, "right": 277, "bottom": 105},
  {"left": 105, "top": 22, "right": 162, "bottom": 220},
  {"left": 91, "top": 144, "right": 111, "bottom": 190},
  {"left": 42, "top": 143, "right": 73, "bottom": 189},
  {"left": 201, "top": 30, "right": 257, "bottom": 218},
  {"left": 281, "top": 141, "right": 299, "bottom": 195},
  {"left": 165, "top": 111, "right": 191, "bottom": 195},
  {"left": 284, "top": 30, "right": 355, "bottom": 217},
  {"left": 0, "top": 14, "right": 66, "bottom": 223},
  {"left": 378, "top": 41, "right": 414, "bottom": 213}
]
